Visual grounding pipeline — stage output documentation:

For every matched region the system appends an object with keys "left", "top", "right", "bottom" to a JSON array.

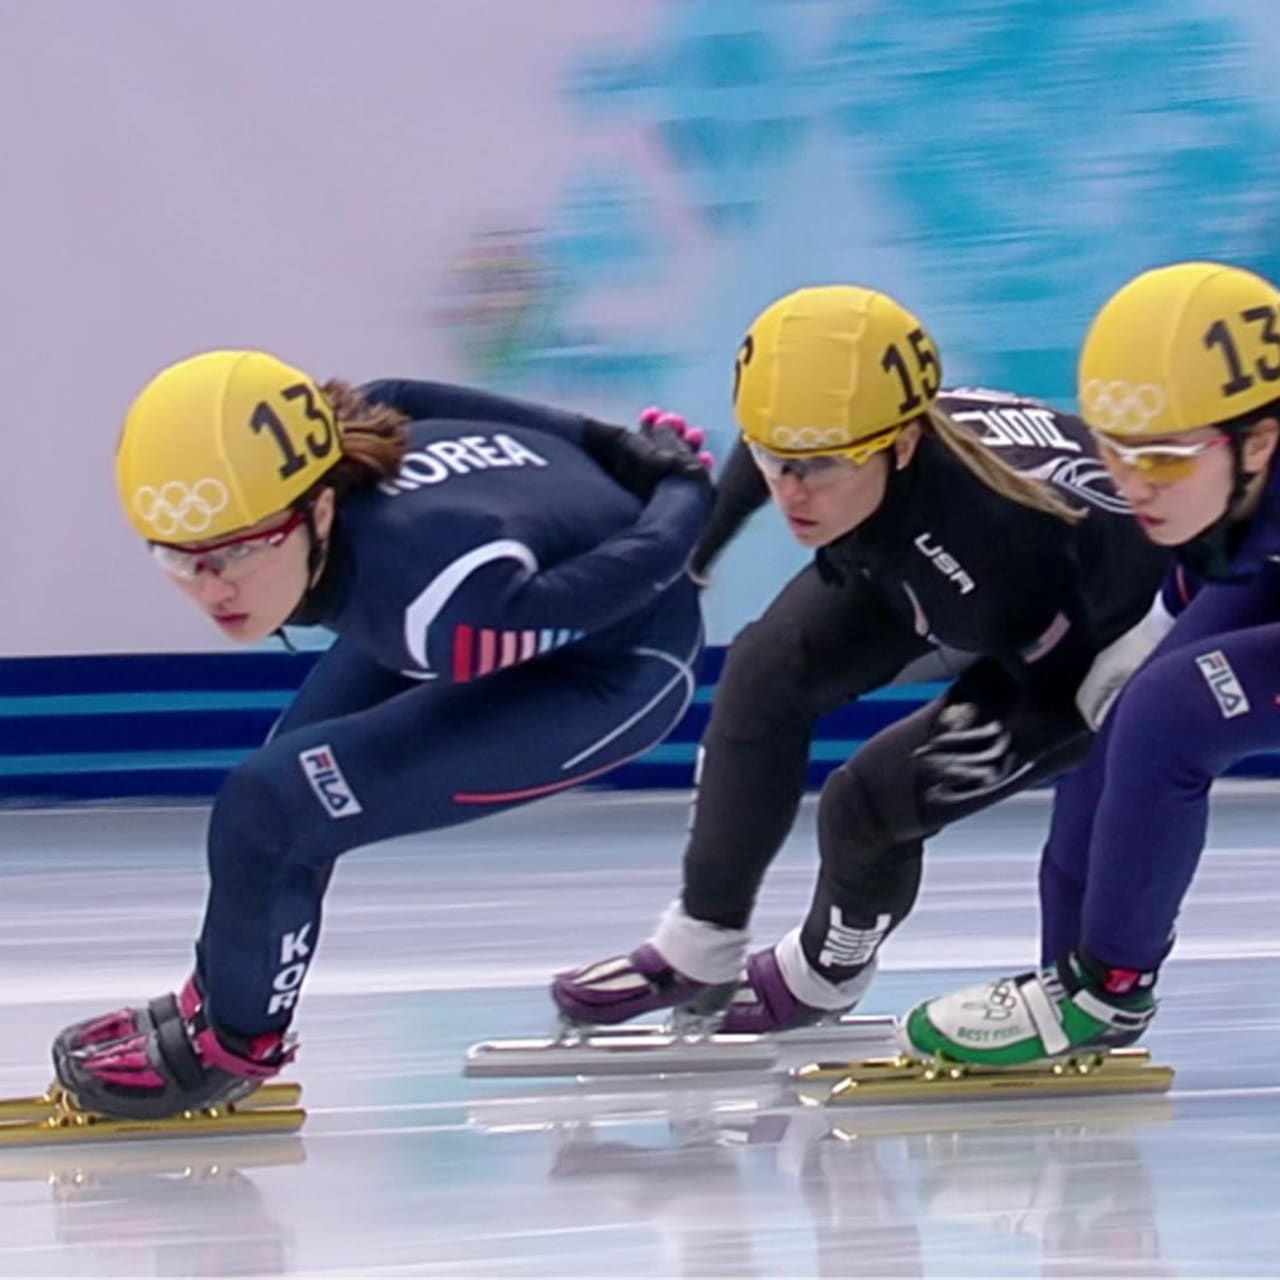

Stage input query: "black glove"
[
  {"left": 581, "top": 414, "right": 713, "bottom": 501},
  {"left": 913, "top": 658, "right": 1090, "bottom": 807},
  {"left": 914, "top": 702, "right": 1022, "bottom": 805}
]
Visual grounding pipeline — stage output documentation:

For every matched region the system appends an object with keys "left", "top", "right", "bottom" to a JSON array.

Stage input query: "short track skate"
[{"left": 0, "top": 1081, "right": 306, "bottom": 1147}]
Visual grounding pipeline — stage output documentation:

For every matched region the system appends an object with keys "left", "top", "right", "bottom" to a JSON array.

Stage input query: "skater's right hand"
[{"left": 914, "top": 702, "right": 1018, "bottom": 805}]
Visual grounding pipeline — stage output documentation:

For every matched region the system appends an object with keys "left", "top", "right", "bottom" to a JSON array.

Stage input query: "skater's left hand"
[
  {"left": 580, "top": 407, "right": 714, "bottom": 501},
  {"left": 637, "top": 406, "right": 715, "bottom": 473}
]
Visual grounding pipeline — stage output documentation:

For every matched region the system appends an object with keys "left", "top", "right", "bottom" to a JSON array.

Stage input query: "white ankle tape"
[
  {"left": 775, "top": 928, "right": 878, "bottom": 1011},
  {"left": 649, "top": 900, "right": 748, "bottom": 983}
]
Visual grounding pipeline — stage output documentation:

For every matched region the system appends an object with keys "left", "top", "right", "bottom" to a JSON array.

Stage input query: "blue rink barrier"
[{"left": 2, "top": 651, "right": 1280, "bottom": 804}]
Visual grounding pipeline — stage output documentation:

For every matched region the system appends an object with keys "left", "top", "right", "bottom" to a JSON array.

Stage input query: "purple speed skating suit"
[{"left": 1040, "top": 460, "right": 1280, "bottom": 972}]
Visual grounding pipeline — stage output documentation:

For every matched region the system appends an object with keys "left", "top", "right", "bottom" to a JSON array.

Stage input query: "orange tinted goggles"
[{"left": 1093, "top": 431, "right": 1230, "bottom": 486}]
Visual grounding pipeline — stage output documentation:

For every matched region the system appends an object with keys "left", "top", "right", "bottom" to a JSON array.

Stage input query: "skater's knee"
[
  {"left": 1115, "top": 652, "right": 1190, "bottom": 726},
  {"left": 207, "top": 753, "right": 292, "bottom": 881},
  {"left": 817, "top": 745, "right": 921, "bottom": 873}
]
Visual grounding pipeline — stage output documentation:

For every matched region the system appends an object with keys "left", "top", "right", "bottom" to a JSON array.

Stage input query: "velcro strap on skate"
[
  {"left": 194, "top": 1026, "right": 287, "bottom": 1079},
  {"left": 1073, "top": 987, "right": 1156, "bottom": 1032},
  {"left": 147, "top": 993, "right": 181, "bottom": 1025},
  {"left": 156, "top": 1013, "right": 209, "bottom": 1091},
  {"left": 1015, "top": 973, "right": 1069, "bottom": 1057}
]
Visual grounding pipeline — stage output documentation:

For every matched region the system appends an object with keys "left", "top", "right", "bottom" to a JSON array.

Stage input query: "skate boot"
[
  {"left": 551, "top": 944, "right": 738, "bottom": 1027},
  {"left": 902, "top": 950, "right": 1157, "bottom": 1067},
  {"left": 53, "top": 976, "right": 295, "bottom": 1121},
  {"left": 551, "top": 900, "right": 748, "bottom": 1028},
  {"left": 718, "top": 930, "right": 878, "bottom": 1034}
]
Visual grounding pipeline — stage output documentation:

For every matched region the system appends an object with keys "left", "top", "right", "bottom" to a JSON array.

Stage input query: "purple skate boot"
[
  {"left": 53, "top": 975, "right": 294, "bottom": 1121},
  {"left": 719, "top": 933, "right": 879, "bottom": 1034},
  {"left": 551, "top": 944, "right": 737, "bottom": 1027},
  {"left": 552, "top": 902, "right": 750, "bottom": 1031}
]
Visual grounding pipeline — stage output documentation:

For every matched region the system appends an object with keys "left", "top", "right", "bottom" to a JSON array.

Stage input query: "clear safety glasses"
[
  {"left": 149, "top": 508, "right": 308, "bottom": 581},
  {"left": 1093, "top": 431, "right": 1231, "bottom": 486},
  {"left": 746, "top": 425, "right": 902, "bottom": 488}
]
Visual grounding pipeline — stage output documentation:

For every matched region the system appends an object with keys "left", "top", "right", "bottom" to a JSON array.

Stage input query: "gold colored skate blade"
[
  {"left": 0, "top": 1079, "right": 302, "bottom": 1123},
  {"left": 792, "top": 1048, "right": 1174, "bottom": 1105},
  {"left": 0, "top": 1081, "right": 306, "bottom": 1146},
  {"left": 228, "top": 1081, "right": 303, "bottom": 1109},
  {"left": 794, "top": 1046, "right": 1156, "bottom": 1083},
  {"left": 0, "top": 1107, "right": 306, "bottom": 1147}
]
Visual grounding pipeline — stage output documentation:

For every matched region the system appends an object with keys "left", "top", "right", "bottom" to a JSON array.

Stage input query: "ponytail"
[
  {"left": 319, "top": 379, "right": 411, "bottom": 497},
  {"left": 925, "top": 407, "right": 1084, "bottom": 524}
]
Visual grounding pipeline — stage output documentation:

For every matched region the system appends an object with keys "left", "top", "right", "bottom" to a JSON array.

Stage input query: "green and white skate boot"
[{"left": 902, "top": 952, "right": 1157, "bottom": 1067}]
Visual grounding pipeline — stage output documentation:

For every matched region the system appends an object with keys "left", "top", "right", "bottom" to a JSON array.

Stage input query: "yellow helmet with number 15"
[
  {"left": 732, "top": 285, "right": 943, "bottom": 462},
  {"left": 116, "top": 350, "right": 341, "bottom": 543},
  {"left": 1078, "top": 262, "right": 1280, "bottom": 438}
]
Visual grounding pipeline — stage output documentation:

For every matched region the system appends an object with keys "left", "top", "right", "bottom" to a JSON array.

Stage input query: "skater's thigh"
[
  {"left": 220, "top": 643, "right": 698, "bottom": 867},
  {"left": 724, "top": 565, "right": 932, "bottom": 719},
  {"left": 271, "top": 639, "right": 421, "bottom": 738},
  {"left": 1108, "top": 618, "right": 1280, "bottom": 773},
  {"left": 1153, "top": 562, "right": 1280, "bottom": 657},
  {"left": 1035, "top": 573, "right": 1280, "bottom": 878}
]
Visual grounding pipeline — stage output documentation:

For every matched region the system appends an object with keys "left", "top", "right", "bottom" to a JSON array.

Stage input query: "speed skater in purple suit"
[
  {"left": 906, "top": 260, "right": 1280, "bottom": 1064},
  {"left": 50, "top": 351, "right": 713, "bottom": 1120}
]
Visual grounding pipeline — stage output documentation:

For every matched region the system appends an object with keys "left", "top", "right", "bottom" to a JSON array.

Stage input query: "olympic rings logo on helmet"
[
  {"left": 767, "top": 424, "right": 854, "bottom": 450},
  {"left": 133, "top": 479, "right": 230, "bottom": 539},
  {"left": 1080, "top": 380, "right": 1167, "bottom": 433}
]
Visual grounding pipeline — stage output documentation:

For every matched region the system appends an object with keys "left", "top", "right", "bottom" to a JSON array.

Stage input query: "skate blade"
[
  {"left": 465, "top": 1029, "right": 777, "bottom": 1078},
  {"left": 793, "top": 1047, "right": 1175, "bottom": 1105},
  {"left": 0, "top": 1081, "right": 305, "bottom": 1146},
  {"left": 463, "top": 1015, "right": 898, "bottom": 1079},
  {"left": 766, "top": 1015, "right": 898, "bottom": 1061}
]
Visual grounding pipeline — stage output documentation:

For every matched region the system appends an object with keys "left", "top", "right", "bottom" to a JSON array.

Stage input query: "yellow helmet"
[
  {"left": 116, "top": 350, "right": 340, "bottom": 543},
  {"left": 732, "top": 285, "right": 942, "bottom": 459},
  {"left": 1079, "top": 261, "right": 1280, "bottom": 438}
]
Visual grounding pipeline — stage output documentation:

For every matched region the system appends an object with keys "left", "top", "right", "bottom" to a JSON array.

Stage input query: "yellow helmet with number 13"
[
  {"left": 1078, "top": 262, "right": 1280, "bottom": 438},
  {"left": 116, "top": 350, "right": 341, "bottom": 543}
]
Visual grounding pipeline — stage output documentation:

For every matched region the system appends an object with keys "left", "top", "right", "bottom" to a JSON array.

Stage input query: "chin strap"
[
  {"left": 301, "top": 501, "right": 327, "bottom": 583},
  {"left": 275, "top": 499, "right": 332, "bottom": 644},
  {"left": 1174, "top": 424, "right": 1255, "bottom": 581}
]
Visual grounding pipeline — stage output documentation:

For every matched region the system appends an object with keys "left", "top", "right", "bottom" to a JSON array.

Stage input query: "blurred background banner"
[
  {"left": 6, "top": 0, "right": 1280, "bottom": 656},
  {"left": 5, "top": 0, "right": 1280, "bottom": 794}
]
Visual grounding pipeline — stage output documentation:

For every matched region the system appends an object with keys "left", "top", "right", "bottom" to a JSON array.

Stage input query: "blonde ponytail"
[{"left": 925, "top": 407, "right": 1084, "bottom": 524}]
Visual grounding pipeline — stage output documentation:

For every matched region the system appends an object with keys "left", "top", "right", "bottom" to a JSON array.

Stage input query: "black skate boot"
[{"left": 52, "top": 975, "right": 294, "bottom": 1121}]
